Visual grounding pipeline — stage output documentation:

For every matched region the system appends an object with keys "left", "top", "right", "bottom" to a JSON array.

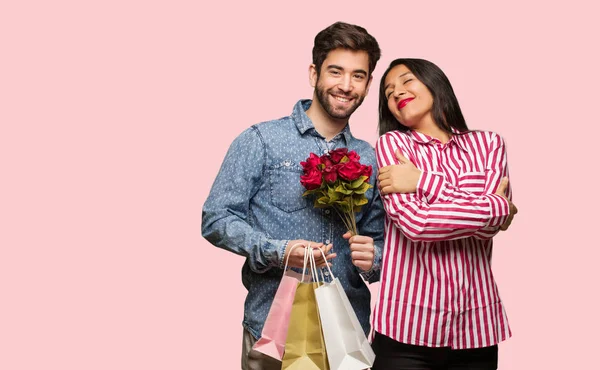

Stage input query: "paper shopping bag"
[
  {"left": 313, "top": 250, "right": 375, "bottom": 369},
  {"left": 253, "top": 243, "right": 306, "bottom": 360},
  {"left": 252, "top": 270, "right": 302, "bottom": 360},
  {"left": 281, "top": 281, "right": 329, "bottom": 370}
]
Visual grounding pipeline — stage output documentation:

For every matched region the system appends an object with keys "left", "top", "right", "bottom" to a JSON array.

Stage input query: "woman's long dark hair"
[{"left": 378, "top": 58, "right": 469, "bottom": 136}]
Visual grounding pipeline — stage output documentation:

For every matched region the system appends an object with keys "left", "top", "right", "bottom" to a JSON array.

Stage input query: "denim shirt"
[{"left": 202, "top": 100, "right": 385, "bottom": 339}]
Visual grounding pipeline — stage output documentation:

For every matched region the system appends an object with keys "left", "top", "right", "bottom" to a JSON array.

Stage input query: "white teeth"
[{"left": 334, "top": 96, "right": 350, "bottom": 102}]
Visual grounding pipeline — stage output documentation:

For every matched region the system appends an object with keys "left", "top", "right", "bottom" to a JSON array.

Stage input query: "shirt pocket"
[
  {"left": 268, "top": 160, "right": 309, "bottom": 213},
  {"left": 457, "top": 171, "right": 487, "bottom": 195}
]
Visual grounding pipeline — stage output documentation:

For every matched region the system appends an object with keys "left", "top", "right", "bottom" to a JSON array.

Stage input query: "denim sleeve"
[
  {"left": 356, "top": 171, "right": 385, "bottom": 283},
  {"left": 201, "top": 126, "right": 287, "bottom": 273}
]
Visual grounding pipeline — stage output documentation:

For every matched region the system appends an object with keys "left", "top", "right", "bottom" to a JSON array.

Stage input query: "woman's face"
[{"left": 383, "top": 64, "right": 434, "bottom": 129}]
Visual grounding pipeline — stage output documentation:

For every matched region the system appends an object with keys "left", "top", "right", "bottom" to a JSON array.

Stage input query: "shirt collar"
[
  {"left": 291, "top": 99, "right": 353, "bottom": 144},
  {"left": 410, "top": 127, "right": 469, "bottom": 152}
]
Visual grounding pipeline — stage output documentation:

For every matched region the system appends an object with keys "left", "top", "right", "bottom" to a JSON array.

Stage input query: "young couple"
[{"left": 202, "top": 21, "right": 518, "bottom": 370}]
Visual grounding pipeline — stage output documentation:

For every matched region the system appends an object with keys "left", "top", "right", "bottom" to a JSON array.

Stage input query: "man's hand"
[
  {"left": 494, "top": 177, "right": 518, "bottom": 231},
  {"left": 283, "top": 240, "right": 336, "bottom": 269},
  {"left": 378, "top": 150, "right": 422, "bottom": 195},
  {"left": 343, "top": 232, "right": 375, "bottom": 272}
]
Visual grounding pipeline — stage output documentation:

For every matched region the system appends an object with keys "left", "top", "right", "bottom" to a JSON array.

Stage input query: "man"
[{"left": 202, "top": 21, "right": 384, "bottom": 369}]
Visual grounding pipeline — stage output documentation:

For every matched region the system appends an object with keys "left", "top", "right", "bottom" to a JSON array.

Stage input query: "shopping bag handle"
[
  {"left": 308, "top": 247, "right": 326, "bottom": 284},
  {"left": 284, "top": 242, "right": 305, "bottom": 271},
  {"left": 313, "top": 247, "right": 335, "bottom": 280},
  {"left": 301, "top": 242, "right": 311, "bottom": 283}
]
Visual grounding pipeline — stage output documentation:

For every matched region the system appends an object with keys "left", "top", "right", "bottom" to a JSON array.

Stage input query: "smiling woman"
[{"left": 371, "top": 59, "right": 519, "bottom": 370}]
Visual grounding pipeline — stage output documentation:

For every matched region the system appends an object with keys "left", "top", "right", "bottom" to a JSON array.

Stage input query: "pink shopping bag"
[{"left": 252, "top": 243, "right": 306, "bottom": 360}]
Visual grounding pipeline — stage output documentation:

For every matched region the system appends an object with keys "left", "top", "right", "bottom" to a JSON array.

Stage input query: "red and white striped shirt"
[{"left": 373, "top": 129, "right": 512, "bottom": 349}]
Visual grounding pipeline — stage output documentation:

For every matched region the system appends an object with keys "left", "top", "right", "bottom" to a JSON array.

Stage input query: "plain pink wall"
[{"left": 2, "top": 1, "right": 598, "bottom": 369}]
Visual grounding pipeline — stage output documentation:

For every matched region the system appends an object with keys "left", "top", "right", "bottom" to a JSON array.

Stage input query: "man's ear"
[{"left": 309, "top": 64, "right": 318, "bottom": 88}]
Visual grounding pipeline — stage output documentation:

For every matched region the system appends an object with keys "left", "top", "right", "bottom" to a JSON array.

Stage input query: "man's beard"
[{"left": 315, "top": 82, "right": 365, "bottom": 120}]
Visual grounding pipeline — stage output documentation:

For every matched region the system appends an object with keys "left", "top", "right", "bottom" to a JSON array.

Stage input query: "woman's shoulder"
[
  {"left": 377, "top": 130, "right": 413, "bottom": 145},
  {"left": 459, "top": 129, "right": 504, "bottom": 145}
]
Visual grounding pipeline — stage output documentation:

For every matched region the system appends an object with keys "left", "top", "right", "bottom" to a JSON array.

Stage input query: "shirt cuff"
[
  {"left": 416, "top": 171, "right": 446, "bottom": 204},
  {"left": 484, "top": 193, "right": 510, "bottom": 227},
  {"left": 277, "top": 240, "right": 290, "bottom": 269},
  {"left": 359, "top": 242, "right": 382, "bottom": 282}
]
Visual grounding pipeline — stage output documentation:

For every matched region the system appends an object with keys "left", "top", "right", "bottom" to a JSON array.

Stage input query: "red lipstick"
[{"left": 398, "top": 98, "right": 414, "bottom": 109}]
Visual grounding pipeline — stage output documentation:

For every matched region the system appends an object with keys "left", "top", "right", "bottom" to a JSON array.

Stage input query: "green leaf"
[
  {"left": 353, "top": 196, "right": 368, "bottom": 206},
  {"left": 335, "top": 184, "right": 353, "bottom": 195},
  {"left": 350, "top": 176, "right": 368, "bottom": 189},
  {"left": 327, "top": 187, "right": 341, "bottom": 201},
  {"left": 354, "top": 182, "right": 372, "bottom": 194},
  {"left": 317, "top": 196, "right": 331, "bottom": 205},
  {"left": 334, "top": 200, "right": 351, "bottom": 212}
]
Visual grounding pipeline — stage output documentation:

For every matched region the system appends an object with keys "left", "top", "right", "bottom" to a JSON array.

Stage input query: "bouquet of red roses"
[{"left": 300, "top": 148, "right": 372, "bottom": 236}]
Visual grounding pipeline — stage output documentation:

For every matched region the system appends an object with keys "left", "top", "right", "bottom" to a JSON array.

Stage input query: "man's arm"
[{"left": 201, "top": 126, "right": 288, "bottom": 273}]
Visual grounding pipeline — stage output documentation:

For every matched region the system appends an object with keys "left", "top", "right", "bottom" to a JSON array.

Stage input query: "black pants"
[{"left": 371, "top": 332, "right": 498, "bottom": 370}]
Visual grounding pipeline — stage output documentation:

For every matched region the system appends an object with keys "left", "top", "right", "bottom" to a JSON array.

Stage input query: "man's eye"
[
  {"left": 354, "top": 74, "right": 365, "bottom": 79},
  {"left": 330, "top": 70, "right": 341, "bottom": 76}
]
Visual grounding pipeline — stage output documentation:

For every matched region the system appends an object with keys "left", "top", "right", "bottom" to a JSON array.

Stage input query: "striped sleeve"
[
  {"left": 375, "top": 132, "right": 510, "bottom": 242},
  {"left": 472, "top": 133, "right": 512, "bottom": 239}
]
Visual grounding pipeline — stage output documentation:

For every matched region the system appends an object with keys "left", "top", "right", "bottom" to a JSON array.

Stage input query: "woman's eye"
[{"left": 403, "top": 78, "right": 413, "bottom": 84}]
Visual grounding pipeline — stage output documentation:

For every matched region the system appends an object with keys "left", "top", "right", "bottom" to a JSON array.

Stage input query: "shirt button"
[
  {"left": 283, "top": 160, "right": 291, "bottom": 167},
  {"left": 324, "top": 271, "right": 330, "bottom": 276},
  {"left": 325, "top": 209, "right": 330, "bottom": 214},
  {"left": 325, "top": 239, "right": 330, "bottom": 244},
  {"left": 323, "top": 149, "right": 329, "bottom": 154}
]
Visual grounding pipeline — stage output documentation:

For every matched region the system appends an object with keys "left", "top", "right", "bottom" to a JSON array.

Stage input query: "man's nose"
[{"left": 338, "top": 75, "right": 353, "bottom": 92}]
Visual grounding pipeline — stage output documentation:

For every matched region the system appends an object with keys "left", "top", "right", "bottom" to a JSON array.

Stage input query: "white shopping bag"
[{"left": 311, "top": 250, "right": 375, "bottom": 370}]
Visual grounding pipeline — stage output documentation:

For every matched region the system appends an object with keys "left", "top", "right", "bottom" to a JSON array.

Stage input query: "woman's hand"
[
  {"left": 494, "top": 177, "right": 518, "bottom": 231},
  {"left": 378, "top": 150, "right": 422, "bottom": 194}
]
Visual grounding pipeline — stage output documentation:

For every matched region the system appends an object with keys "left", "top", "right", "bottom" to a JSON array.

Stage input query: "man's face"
[{"left": 310, "top": 48, "right": 372, "bottom": 120}]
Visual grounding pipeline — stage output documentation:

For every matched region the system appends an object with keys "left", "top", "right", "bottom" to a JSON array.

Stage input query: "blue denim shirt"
[{"left": 202, "top": 100, "right": 385, "bottom": 339}]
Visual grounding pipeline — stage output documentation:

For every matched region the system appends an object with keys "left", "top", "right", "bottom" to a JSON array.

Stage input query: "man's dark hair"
[{"left": 312, "top": 21, "right": 381, "bottom": 77}]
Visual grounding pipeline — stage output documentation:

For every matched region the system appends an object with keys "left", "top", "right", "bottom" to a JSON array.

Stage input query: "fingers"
[
  {"left": 313, "top": 244, "right": 336, "bottom": 267},
  {"left": 378, "top": 178, "right": 392, "bottom": 188},
  {"left": 380, "top": 185, "right": 392, "bottom": 195},
  {"left": 351, "top": 250, "right": 373, "bottom": 261},
  {"left": 395, "top": 149, "right": 409, "bottom": 164},
  {"left": 348, "top": 234, "right": 374, "bottom": 246},
  {"left": 342, "top": 231, "right": 352, "bottom": 240},
  {"left": 500, "top": 214, "right": 513, "bottom": 231},
  {"left": 353, "top": 259, "right": 373, "bottom": 271}
]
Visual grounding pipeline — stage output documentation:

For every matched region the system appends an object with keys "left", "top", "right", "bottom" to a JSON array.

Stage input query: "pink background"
[{"left": 2, "top": 1, "right": 598, "bottom": 369}]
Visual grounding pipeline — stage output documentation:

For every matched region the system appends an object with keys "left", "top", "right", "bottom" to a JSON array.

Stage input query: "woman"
[{"left": 372, "top": 59, "right": 518, "bottom": 370}]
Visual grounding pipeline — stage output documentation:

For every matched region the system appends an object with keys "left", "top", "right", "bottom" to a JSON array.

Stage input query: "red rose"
[
  {"left": 320, "top": 155, "right": 334, "bottom": 167},
  {"left": 328, "top": 148, "right": 348, "bottom": 163},
  {"left": 301, "top": 153, "right": 321, "bottom": 171},
  {"left": 300, "top": 168, "right": 323, "bottom": 190},
  {"left": 347, "top": 150, "right": 360, "bottom": 162},
  {"left": 338, "top": 161, "right": 363, "bottom": 181},
  {"left": 361, "top": 165, "right": 373, "bottom": 180},
  {"left": 323, "top": 166, "right": 338, "bottom": 183}
]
